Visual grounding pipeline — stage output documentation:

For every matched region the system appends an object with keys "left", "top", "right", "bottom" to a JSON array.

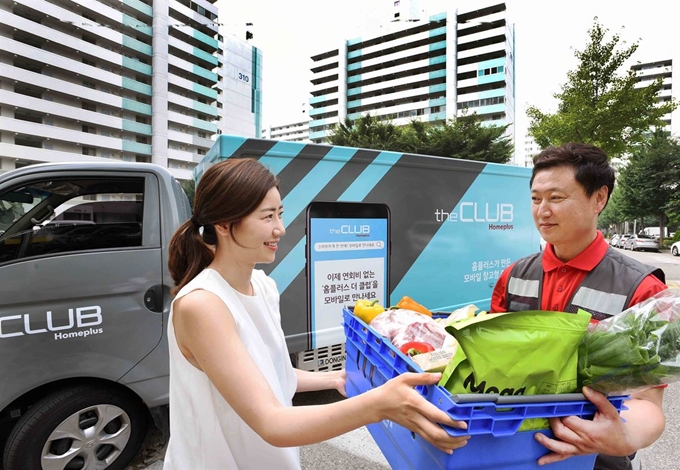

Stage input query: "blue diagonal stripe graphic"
[
  {"left": 258, "top": 141, "right": 306, "bottom": 175},
  {"left": 281, "top": 146, "right": 357, "bottom": 228},
  {"left": 269, "top": 237, "right": 305, "bottom": 293},
  {"left": 272, "top": 150, "right": 402, "bottom": 295},
  {"left": 338, "top": 151, "right": 402, "bottom": 201}
]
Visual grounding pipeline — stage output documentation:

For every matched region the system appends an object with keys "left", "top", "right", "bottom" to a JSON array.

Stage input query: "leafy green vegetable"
[{"left": 578, "top": 289, "right": 680, "bottom": 394}]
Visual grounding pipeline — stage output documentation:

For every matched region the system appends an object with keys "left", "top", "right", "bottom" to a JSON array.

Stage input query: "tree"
[
  {"left": 598, "top": 186, "right": 625, "bottom": 234},
  {"left": 664, "top": 140, "right": 680, "bottom": 227},
  {"left": 426, "top": 113, "right": 513, "bottom": 164},
  {"left": 527, "top": 20, "right": 677, "bottom": 159},
  {"left": 181, "top": 179, "right": 195, "bottom": 210},
  {"left": 326, "top": 113, "right": 513, "bottom": 164},
  {"left": 616, "top": 130, "right": 680, "bottom": 242},
  {"left": 328, "top": 114, "right": 406, "bottom": 152}
]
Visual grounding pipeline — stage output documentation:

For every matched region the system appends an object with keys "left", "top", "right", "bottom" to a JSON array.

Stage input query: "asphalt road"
[{"left": 129, "top": 247, "right": 680, "bottom": 470}]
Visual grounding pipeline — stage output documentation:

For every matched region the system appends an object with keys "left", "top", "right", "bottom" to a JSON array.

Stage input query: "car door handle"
[{"left": 144, "top": 285, "right": 165, "bottom": 313}]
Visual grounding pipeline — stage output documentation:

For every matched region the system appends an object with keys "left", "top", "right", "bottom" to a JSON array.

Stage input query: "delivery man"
[{"left": 490, "top": 142, "right": 667, "bottom": 470}]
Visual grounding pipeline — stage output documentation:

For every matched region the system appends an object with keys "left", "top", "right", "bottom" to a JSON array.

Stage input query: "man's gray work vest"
[
  {"left": 505, "top": 246, "right": 665, "bottom": 470},
  {"left": 505, "top": 247, "right": 665, "bottom": 320}
]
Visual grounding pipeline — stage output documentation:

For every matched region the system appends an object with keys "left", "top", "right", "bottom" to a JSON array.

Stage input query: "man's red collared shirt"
[{"left": 490, "top": 232, "right": 667, "bottom": 313}]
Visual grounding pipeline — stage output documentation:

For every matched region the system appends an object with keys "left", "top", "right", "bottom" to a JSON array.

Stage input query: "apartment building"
[
  {"left": 307, "top": 1, "right": 515, "bottom": 145},
  {"left": 261, "top": 102, "right": 310, "bottom": 142},
  {"left": 631, "top": 59, "right": 673, "bottom": 131},
  {"left": 219, "top": 33, "right": 263, "bottom": 139},
  {"left": 520, "top": 134, "right": 541, "bottom": 167},
  {"left": 262, "top": 120, "right": 310, "bottom": 142},
  {"left": 0, "top": 0, "right": 224, "bottom": 181}
]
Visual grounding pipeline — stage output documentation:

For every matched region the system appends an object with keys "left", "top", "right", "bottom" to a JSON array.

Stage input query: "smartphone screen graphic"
[{"left": 306, "top": 202, "right": 390, "bottom": 349}]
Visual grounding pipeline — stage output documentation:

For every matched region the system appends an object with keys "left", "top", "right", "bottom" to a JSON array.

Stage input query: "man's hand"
[{"left": 534, "top": 387, "right": 635, "bottom": 465}]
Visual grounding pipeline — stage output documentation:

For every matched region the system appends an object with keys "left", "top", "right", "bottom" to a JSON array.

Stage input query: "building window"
[
  {"left": 82, "top": 147, "right": 97, "bottom": 156},
  {"left": 458, "top": 96, "right": 505, "bottom": 110},
  {"left": 478, "top": 65, "right": 504, "bottom": 77}
]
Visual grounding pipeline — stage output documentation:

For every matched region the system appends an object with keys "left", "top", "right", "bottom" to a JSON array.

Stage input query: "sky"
[{"left": 216, "top": 0, "right": 680, "bottom": 149}]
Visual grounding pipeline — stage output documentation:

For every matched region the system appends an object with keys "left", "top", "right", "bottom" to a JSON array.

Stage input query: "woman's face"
[{"left": 229, "top": 187, "right": 285, "bottom": 265}]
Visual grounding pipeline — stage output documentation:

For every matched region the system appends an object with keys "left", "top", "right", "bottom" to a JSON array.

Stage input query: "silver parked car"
[
  {"left": 616, "top": 234, "right": 633, "bottom": 248},
  {"left": 609, "top": 234, "right": 621, "bottom": 247},
  {"left": 624, "top": 234, "right": 660, "bottom": 252}
]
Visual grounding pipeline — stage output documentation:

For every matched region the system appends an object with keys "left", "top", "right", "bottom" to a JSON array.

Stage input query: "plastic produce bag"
[
  {"left": 578, "top": 288, "right": 680, "bottom": 395},
  {"left": 369, "top": 308, "right": 454, "bottom": 349}
]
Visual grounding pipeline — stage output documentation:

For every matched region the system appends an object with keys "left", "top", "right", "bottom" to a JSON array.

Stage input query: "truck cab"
[{"left": 0, "top": 162, "right": 190, "bottom": 470}]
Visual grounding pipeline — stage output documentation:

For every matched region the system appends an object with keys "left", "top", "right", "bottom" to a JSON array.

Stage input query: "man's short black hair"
[{"left": 530, "top": 142, "right": 615, "bottom": 205}]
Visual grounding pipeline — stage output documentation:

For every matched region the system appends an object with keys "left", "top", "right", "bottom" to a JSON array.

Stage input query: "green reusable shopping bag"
[{"left": 439, "top": 310, "right": 592, "bottom": 430}]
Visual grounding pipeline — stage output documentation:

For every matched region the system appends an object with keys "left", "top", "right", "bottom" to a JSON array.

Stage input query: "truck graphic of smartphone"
[{"left": 305, "top": 201, "right": 390, "bottom": 349}]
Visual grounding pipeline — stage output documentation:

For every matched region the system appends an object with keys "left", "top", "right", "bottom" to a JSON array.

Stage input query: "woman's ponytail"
[{"left": 168, "top": 219, "right": 214, "bottom": 295}]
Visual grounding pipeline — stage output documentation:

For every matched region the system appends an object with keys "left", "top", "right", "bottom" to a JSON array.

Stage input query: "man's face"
[{"left": 531, "top": 165, "right": 607, "bottom": 259}]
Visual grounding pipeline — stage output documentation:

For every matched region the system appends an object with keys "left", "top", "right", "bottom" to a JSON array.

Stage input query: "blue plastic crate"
[{"left": 342, "top": 307, "right": 629, "bottom": 470}]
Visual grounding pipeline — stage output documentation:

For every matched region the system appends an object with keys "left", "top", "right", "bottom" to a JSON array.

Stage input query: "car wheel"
[
  {"left": 3, "top": 384, "right": 148, "bottom": 470},
  {"left": 673, "top": 246, "right": 679, "bottom": 256}
]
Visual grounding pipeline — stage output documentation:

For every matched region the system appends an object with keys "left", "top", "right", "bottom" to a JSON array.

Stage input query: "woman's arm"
[
  {"left": 295, "top": 369, "right": 346, "bottom": 396},
  {"left": 173, "top": 290, "right": 469, "bottom": 453}
]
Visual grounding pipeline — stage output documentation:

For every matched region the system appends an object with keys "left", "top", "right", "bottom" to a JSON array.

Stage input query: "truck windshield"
[{"left": 0, "top": 187, "right": 51, "bottom": 235}]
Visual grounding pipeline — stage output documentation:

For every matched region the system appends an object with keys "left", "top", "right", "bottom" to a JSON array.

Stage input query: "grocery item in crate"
[
  {"left": 579, "top": 287, "right": 680, "bottom": 394},
  {"left": 441, "top": 309, "right": 592, "bottom": 431},
  {"left": 370, "top": 307, "right": 453, "bottom": 349},
  {"left": 395, "top": 295, "right": 432, "bottom": 317},
  {"left": 342, "top": 307, "right": 628, "bottom": 470},
  {"left": 410, "top": 346, "right": 459, "bottom": 373},
  {"left": 441, "top": 309, "right": 592, "bottom": 396},
  {"left": 353, "top": 299, "right": 385, "bottom": 324}
]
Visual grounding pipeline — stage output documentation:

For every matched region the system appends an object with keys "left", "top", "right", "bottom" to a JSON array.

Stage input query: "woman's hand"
[
  {"left": 331, "top": 369, "right": 347, "bottom": 397},
  {"left": 374, "top": 372, "right": 470, "bottom": 454}
]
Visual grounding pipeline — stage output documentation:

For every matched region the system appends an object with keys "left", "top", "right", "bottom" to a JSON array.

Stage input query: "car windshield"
[{"left": 637, "top": 234, "right": 654, "bottom": 239}]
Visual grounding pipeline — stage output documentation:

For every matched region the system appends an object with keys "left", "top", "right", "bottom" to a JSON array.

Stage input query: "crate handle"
[{"left": 450, "top": 392, "right": 587, "bottom": 404}]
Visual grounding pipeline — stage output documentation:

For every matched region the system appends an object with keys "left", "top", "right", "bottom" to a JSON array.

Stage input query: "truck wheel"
[{"left": 3, "top": 384, "right": 148, "bottom": 470}]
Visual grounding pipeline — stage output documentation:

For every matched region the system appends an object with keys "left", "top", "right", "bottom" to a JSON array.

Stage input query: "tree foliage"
[
  {"left": 327, "top": 113, "right": 513, "bottom": 164},
  {"left": 181, "top": 178, "right": 195, "bottom": 210},
  {"left": 598, "top": 186, "right": 625, "bottom": 232},
  {"left": 616, "top": 130, "right": 680, "bottom": 240},
  {"left": 527, "top": 20, "right": 677, "bottom": 159}
]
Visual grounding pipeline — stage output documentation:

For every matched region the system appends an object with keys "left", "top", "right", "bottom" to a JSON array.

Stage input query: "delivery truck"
[
  {"left": 0, "top": 135, "right": 538, "bottom": 469},
  {"left": 195, "top": 135, "right": 539, "bottom": 372}
]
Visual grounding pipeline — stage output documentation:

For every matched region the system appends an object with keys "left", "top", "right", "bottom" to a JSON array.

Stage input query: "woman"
[{"left": 164, "top": 158, "right": 468, "bottom": 469}]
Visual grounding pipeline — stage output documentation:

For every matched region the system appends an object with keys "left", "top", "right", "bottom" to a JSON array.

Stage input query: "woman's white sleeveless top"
[{"left": 163, "top": 269, "right": 299, "bottom": 469}]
